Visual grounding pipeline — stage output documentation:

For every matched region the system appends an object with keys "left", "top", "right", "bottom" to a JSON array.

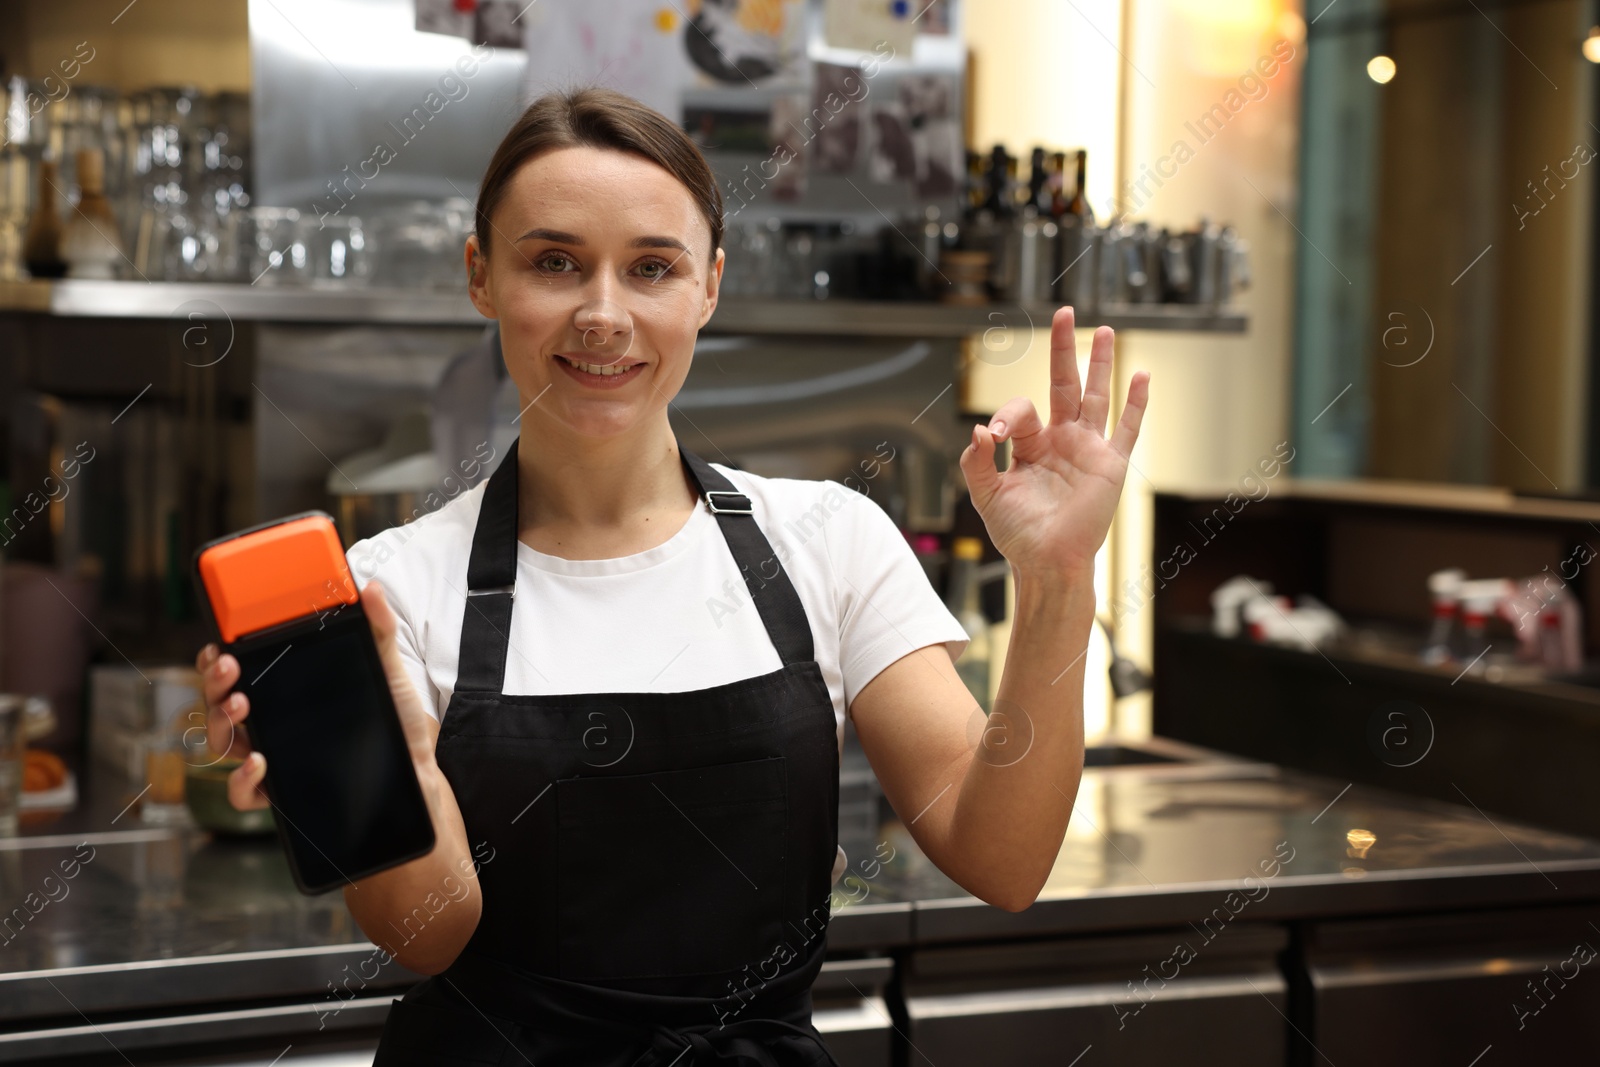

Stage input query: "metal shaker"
[
  {"left": 997, "top": 211, "right": 1059, "bottom": 304},
  {"left": 1054, "top": 214, "right": 1098, "bottom": 313}
]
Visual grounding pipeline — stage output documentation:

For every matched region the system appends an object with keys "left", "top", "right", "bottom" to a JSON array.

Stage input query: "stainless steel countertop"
[{"left": 3, "top": 746, "right": 1597, "bottom": 1033}]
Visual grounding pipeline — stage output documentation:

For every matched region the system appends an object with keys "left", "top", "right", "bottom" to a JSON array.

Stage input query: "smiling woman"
[
  {"left": 197, "top": 83, "right": 1147, "bottom": 1066},
  {"left": 459, "top": 88, "right": 727, "bottom": 460}
]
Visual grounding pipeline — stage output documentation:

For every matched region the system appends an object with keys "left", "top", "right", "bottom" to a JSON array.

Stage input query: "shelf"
[
  {"left": 1162, "top": 616, "right": 1600, "bottom": 709},
  {"left": 0, "top": 279, "right": 1249, "bottom": 335}
]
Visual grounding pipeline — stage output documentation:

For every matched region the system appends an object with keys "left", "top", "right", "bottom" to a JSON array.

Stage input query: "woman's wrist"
[{"left": 1012, "top": 563, "right": 1097, "bottom": 614}]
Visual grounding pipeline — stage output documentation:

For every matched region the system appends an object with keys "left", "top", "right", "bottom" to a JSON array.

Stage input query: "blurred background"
[{"left": 2, "top": 1, "right": 1599, "bottom": 1065}]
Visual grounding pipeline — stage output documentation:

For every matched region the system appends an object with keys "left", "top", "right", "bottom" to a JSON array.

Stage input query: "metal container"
[
  {"left": 1097, "top": 219, "right": 1142, "bottom": 307},
  {"left": 995, "top": 211, "right": 1058, "bottom": 304},
  {"left": 1053, "top": 215, "right": 1099, "bottom": 313}
]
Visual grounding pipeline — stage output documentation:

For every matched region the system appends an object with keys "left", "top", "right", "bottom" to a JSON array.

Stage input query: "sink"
[
  {"left": 1076, "top": 737, "right": 1271, "bottom": 778},
  {"left": 1083, "top": 744, "right": 1187, "bottom": 768}
]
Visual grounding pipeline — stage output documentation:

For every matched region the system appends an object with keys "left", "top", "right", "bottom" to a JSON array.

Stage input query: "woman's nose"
[{"left": 575, "top": 296, "right": 633, "bottom": 358}]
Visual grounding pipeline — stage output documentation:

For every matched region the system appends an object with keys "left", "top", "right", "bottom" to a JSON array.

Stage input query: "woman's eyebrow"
[{"left": 513, "top": 227, "right": 691, "bottom": 253}]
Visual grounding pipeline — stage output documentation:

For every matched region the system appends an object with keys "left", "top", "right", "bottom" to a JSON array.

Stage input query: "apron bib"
[{"left": 371, "top": 438, "right": 842, "bottom": 1066}]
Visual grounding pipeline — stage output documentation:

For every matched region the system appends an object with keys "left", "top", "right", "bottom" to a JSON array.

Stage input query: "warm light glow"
[
  {"left": 1367, "top": 54, "right": 1397, "bottom": 84},
  {"left": 1346, "top": 828, "right": 1376, "bottom": 859},
  {"left": 1169, "top": 0, "right": 1280, "bottom": 77},
  {"left": 1277, "top": 10, "right": 1306, "bottom": 46},
  {"left": 1584, "top": 27, "right": 1600, "bottom": 64}
]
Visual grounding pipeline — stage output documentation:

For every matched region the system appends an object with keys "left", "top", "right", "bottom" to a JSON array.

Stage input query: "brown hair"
[{"left": 474, "top": 86, "right": 724, "bottom": 264}]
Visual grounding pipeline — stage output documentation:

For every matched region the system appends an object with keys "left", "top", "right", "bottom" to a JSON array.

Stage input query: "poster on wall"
[
  {"left": 414, "top": 0, "right": 528, "bottom": 48},
  {"left": 865, "top": 71, "right": 959, "bottom": 197},
  {"left": 765, "top": 92, "right": 812, "bottom": 199},
  {"left": 808, "top": 62, "right": 864, "bottom": 174},
  {"left": 508, "top": 0, "right": 809, "bottom": 122},
  {"left": 822, "top": 0, "right": 915, "bottom": 54}
]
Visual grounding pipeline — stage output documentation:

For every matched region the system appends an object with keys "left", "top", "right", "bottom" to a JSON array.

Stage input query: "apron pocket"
[
  {"left": 372, "top": 995, "right": 514, "bottom": 1066},
  {"left": 555, "top": 755, "right": 789, "bottom": 981}
]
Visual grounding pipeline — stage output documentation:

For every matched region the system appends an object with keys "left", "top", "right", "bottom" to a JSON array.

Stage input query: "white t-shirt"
[{"left": 344, "top": 463, "right": 970, "bottom": 753}]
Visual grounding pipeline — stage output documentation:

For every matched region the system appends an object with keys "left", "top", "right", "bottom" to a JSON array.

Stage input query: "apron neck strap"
[{"left": 454, "top": 437, "right": 814, "bottom": 694}]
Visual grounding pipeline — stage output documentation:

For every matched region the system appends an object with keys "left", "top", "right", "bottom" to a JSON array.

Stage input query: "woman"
[{"left": 197, "top": 87, "right": 1149, "bottom": 1065}]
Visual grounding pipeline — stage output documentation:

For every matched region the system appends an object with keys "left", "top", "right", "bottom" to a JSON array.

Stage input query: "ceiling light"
[
  {"left": 1367, "top": 54, "right": 1397, "bottom": 84},
  {"left": 1584, "top": 27, "right": 1600, "bottom": 64}
]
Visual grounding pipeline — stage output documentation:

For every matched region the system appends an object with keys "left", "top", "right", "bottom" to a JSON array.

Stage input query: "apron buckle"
[{"left": 705, "top": 491, "right": 753, "bottom": 515}]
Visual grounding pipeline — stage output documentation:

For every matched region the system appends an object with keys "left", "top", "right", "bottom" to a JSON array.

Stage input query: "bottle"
[
  {"left": 1066, "top": 149, "right": 1095, "bottom": 224},
  {"left": 1048, "top": 150, "right": 1070, "bottom": 218},
  {"left": 23, "top": 158, "right": 67, "bottom": 279},
  {"left": 1454, "top": 578, "right": 1510, "bottom": 675},
  {"left": 963, "top": 149, "right": 986, "bottom": 220},
  {"left": 947, "top": 537, "right": 992, "bottom": 711},
  {"left": 1026, "top": 147, "right": 1052, "bottom": 216},
  {"left": 982, "top": 144, "right": 1016, "bottom": 218},
  {"left": 1420, "top": 568, "right": 1465, "bottom": 666},
  {"left": 62, "top": 148, "right": 123, "bottom": 279}
]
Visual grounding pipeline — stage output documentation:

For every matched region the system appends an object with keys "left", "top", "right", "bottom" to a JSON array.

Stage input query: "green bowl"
[{"left": 184, "top": 758, "right": 276, "bottom": 836}]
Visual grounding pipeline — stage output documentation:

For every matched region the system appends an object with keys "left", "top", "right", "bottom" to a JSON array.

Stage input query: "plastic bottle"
[{"left": 1420, "top": 568, "right": 1465, "bottom": 665}]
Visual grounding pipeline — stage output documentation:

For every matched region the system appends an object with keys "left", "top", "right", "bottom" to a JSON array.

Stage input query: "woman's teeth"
[{"left": 558, "top": 355, "right": 634, "bottom": 376}]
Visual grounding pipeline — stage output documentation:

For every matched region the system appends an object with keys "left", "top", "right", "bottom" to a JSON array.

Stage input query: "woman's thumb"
[{"left": 361, "top": 580, "right": 400, "bottom": 660}]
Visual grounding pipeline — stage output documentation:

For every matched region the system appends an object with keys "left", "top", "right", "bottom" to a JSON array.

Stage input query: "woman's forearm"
[
  {"left": 342, "top": 759, "right": 485, "bottom": 975},
  {"left": 946, "top": 566, "right": 1095, "bottom": 911}
]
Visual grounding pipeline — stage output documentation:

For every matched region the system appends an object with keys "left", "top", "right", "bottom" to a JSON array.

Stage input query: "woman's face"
[{"left": 465, "top": 145, "right": 723, "bottom": 441}]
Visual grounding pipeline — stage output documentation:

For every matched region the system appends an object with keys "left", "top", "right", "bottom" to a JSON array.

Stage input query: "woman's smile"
[{"left": 553, "top": 352, "right": 648, "bottom": 388}]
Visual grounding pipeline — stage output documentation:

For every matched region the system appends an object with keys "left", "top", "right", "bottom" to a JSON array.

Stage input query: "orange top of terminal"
[{"left": 198, "top": 515, "right": 359, "bottom": 642}]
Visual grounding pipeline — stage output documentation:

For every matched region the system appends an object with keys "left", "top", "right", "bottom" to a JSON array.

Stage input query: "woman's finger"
[
  {"left": 227, "top": 751, "right": 271, "bottom": 811},
  {"left": 959, "top": 422, "right": 1003, "bottom": 510},
  {"left": 1110, "top": 370, "right": 1151, "bottom": 460},
  {"left": 986, "top": 397, "right": 1043, "bottom": 453},
  {"left": 1047, "top": 306, "right": 1083, "bottom": 426},
  {"left": 1080, "top": 326, "right": 1116, "bottom": 435}
]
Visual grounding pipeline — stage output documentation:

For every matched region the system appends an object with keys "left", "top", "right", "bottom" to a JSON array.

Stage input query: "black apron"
[{"left": 371, "top": 437, "right": 843, "bottom": 1066}]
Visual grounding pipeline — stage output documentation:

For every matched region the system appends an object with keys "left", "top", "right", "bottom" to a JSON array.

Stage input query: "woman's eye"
[
  {"left": 637, "top": 259, "right": 672, "bottom": 280},
  {"left": 537, "top": 253, "right": 575, "bottom": 273}
]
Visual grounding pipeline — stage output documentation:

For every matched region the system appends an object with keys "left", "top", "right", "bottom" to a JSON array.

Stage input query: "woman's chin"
[{"left": 552, "top": 407, "right": 654, "bottom": 441}]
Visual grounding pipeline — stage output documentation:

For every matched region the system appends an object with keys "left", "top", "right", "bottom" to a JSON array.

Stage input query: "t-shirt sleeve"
[
  {"left": 347, "top": 537, "right": 441, "bottom": 723},
  {"left": 821, "top": 481, "right": 971, "bottom": 717}
]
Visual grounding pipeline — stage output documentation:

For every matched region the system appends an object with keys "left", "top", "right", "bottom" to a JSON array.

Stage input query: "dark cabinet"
[
  {"left": 1300, "top": 906, "right": 1600, "bottom": 1065},
  {"left": 902, "top": 927, "right": 1290, "bottom": 1066}
]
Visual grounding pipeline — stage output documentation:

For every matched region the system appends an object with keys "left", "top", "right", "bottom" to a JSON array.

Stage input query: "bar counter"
[{"left": 2, "top": 741, "right": 1597, "bottom": 1064}]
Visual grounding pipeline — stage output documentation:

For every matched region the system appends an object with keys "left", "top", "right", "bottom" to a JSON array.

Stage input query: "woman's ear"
[
  {"left": 465, "top": 234, "right": 496, "bottom": 319},
  {"left": 698, "top": 245, "right": 724, "bottom": 330}
]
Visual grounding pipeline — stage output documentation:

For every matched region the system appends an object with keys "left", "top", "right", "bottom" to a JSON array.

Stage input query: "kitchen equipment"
[
  {"left": 1174, "top": 218, "right": 1252, "bottom": 307},
  {"left": 1126, "top": 220, "right": 1162, "bottom": 304},
  {"left": 1054, "top": 214, "right": 1098, "bottom": 312},
  {"left": 368, "top": 198, "right": 473, "bottom": 289},
  {"left": 0, "top": 144, "right": 28, "bottom": 280},
  {"left": 938, "top": 249, "right": 990, "bottom": 305},
  {"left": 1097, "top": 218, "right": 1141, "bottom": 306},
  {"left": 326, "top": 407, "right": 442, "bottom": 547},
  {"left": 295, "top": 212, "right": 372, "bottom": 286},
  {"left": 22, "top": 158, "right": 66, "bottom": 278},
  {"left": 1217, "top": 224, "right": 1252, "bottom": 304},
  {"left": 243, "top": 205, "right": 306, "bottom": 284},
  {"left": 995, "top": 211, "right": 1058, "bottom": 304},
  {"left": 1158, "top": 226, "right": 1193, "bottom": 302},
  {"left": 62, "top": 147, "right": 124, "bottom": 279},
  {"left": 915, "top": 205, "right": 957, "bottom": 299}
]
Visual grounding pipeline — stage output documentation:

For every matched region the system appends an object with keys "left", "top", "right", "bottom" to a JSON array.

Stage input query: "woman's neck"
[{"left": 515, "top": 417, "right": 700, "bottom": 559}]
